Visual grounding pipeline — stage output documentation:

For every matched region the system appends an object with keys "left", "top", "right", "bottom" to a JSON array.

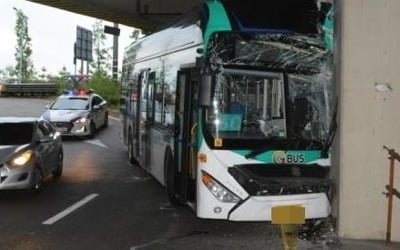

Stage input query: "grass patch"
[
  {"left": 87, "top": 74, "right": 120, "bottom": 109},
  {"left": 51, "top": 77, "right": 72, "bottom": 95}
]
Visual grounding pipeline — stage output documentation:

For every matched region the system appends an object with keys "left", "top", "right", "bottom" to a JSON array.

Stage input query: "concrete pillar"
[{"left": 338, "top": 0, "right": 400, "bottom": 241}]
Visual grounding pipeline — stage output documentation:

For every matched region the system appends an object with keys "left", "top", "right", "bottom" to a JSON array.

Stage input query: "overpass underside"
[{"left": 27, "top": 0, "right": 203, "bottom": 31}]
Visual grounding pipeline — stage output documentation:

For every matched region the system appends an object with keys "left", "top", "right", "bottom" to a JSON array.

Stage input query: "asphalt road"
[
  {"left": 1, "top": 97, "right": 398, "bottom": 250},
  {"left": 0, "top": 97, "right": 283, "bottom": 250}
]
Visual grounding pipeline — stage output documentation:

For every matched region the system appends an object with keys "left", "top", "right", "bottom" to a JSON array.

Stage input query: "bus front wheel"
[{"left": 165, "top": 149, "right": 180, "bottom": 205}]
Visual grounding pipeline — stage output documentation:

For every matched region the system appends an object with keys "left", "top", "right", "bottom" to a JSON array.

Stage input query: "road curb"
[{"left": 109, "top": 109, "right": 120, "bottom": 120}]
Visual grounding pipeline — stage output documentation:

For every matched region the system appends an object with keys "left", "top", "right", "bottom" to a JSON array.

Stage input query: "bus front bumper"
[
  {"left": 227, "top": 193, "right": 330, "bottom": 221},
  {"left": 197, "top": 177, "right": 330, "bottom": 221}
]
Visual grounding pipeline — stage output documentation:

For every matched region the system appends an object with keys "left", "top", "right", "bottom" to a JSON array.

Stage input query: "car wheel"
[
  {"left": 31, "top": 167, "right": 43, "bottom": 193},
  {"left": 103, "top": 112, "right": 109, "bottom": 128},
  {"left": 88, "top": 121, "right": 96, "bottom": 139},
  {"left": 165, "top": 149, "right": 180, "bottom": 205},
  {"left": 52, "top": 151, "right": 63, "bottom": 179}
]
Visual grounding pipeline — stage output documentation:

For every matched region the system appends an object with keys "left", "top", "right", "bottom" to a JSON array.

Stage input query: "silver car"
[
  {"left": 0, "top": 117, "right": 63, "bottom": 192},
  {"left": 40, "top": 90, "right": 108, "bottom": 138}
]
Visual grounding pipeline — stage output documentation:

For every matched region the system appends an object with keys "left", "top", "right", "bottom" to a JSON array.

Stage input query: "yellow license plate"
[{"left": 271, "top": 205, "right": 305, "bottom": 224}]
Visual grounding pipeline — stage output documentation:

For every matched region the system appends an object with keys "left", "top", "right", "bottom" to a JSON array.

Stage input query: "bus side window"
[
  {"left": 147, "top": 72, "right": 156, "bottom": 122},
  {"left": 154, "top": 78, "right": 163, "bottom": 124},
  {"left": 163, "top": 82, "right": 175, "bottom": 127}
]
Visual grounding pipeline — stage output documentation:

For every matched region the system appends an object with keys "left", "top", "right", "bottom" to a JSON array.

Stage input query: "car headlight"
[
  {"left": 9, "top": 150, "right": 33, "bottom": 168},
  {"left": 201, "top": 171, "right": 241, "bottom": 203},
  {"left": 74, "top": 117, "right": 87, "bottom": 124}
]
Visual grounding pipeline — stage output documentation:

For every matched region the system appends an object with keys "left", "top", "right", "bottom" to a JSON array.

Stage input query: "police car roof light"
[{"left": 62, "top": 88, "right": 93, "bottom": 96}]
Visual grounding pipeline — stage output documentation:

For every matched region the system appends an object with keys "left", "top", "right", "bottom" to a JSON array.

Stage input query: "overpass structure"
[
  {"left": 28, "top": 0, "right": 203, "bottom": 32},
  {"left": 27, "top": 0, "right": 400, "bottom": 242}
]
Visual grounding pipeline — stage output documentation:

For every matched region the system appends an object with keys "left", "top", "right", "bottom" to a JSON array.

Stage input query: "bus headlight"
[{"left": 201, "top": 171, "right": 240, "bottom": 203}]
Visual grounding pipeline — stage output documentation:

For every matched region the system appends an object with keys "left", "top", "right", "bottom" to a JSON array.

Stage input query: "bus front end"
[{"left": 196, "top": 31, "right": 335, "bottom": 222}]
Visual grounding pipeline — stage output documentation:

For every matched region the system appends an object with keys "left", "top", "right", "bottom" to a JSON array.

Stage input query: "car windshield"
[
  {"left": 0, "top": 123, "right": 33, "bottom": 145},
  {"left": 51, "top": 97, "right": 89, "bottom": 110}
]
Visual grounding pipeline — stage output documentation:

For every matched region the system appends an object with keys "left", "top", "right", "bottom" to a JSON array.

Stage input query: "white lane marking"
[
  {"left": 109, "top": 115, "right": 120, "bottom": 121},
  {"left": 130, "top": 238, "right": 166, "bottom": 250},
  {"left": 122, "top": 175, "right": 151, "bottom": 184},
  {"left": 42, "top": 193, "right": 99, "bottom": 225},
  {"left": 130, "top": 231, "right": 207, "bottom": 249},
  {"left": 84, "top": 139, "right": 108, "bottom": 148}
]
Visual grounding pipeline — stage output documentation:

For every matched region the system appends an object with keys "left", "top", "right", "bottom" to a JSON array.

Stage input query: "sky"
[{"left": 0, "top": 0, "right": 134, "bottom": 76}]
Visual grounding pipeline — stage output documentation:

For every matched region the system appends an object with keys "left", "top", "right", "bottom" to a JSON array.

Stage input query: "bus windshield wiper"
[{"left": 321, "top": 97, "right": 338, "bottom": 158}]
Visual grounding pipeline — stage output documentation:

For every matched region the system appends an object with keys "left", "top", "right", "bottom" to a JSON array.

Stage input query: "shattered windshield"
[
  {"left": 207, "top": 32, "right": 328, "bottom": 73},
  {"left": 205, "top": 69, "right": 287, "bottom": 140},
  {"left": 203, "top": 32, "right": 333, "bottom": 149}
]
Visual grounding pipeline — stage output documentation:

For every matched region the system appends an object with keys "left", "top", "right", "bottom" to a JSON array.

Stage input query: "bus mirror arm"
[{"left": 198, "top": 73, "right": 213, "bottom": 107}]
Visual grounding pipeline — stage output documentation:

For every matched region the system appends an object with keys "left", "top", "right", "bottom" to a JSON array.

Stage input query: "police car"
[{"left": 40, "top": 89, "right": 108, "bottom": 138}]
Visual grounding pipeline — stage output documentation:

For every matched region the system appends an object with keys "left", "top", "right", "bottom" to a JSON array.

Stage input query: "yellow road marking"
[{"left": 280, "top": 224, "right": 297, "bottom": 250}]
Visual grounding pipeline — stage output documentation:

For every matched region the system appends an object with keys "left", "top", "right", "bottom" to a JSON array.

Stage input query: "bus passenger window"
[
  {"left": 147, "top": 72, "right": 156, "bottom": 122},
  {"left": 154, "top": 81, "right": 163, "bottom": 124},
  {"left": 163, "top": 83, "right": 175, "bottom": 127}
]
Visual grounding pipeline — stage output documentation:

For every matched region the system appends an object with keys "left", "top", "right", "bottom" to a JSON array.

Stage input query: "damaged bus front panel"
[{"left": 196, "top": 0, "right": 335, "bottom": 221}]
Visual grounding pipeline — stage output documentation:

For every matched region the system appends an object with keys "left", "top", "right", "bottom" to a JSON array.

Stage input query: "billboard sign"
[{"left": 75, "top": 26, "right": 93, "bottom": 61}]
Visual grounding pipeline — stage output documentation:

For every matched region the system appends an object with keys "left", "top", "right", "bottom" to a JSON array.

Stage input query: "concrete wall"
[{"left": 338, "top": 0, "right": 400, "bottom": 241}]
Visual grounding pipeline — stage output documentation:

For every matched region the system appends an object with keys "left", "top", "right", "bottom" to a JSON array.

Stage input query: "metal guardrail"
[{"left": 0, "top": 83, "right": 58, "bottom": 96}]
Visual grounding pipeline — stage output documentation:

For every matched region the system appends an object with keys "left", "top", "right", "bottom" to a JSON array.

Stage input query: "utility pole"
[
  {"left": 104, "top": 23, "right": 120, "bottom": 80},
  {"left": 112, "top": 23, "right": 119, "bottom": 80}
]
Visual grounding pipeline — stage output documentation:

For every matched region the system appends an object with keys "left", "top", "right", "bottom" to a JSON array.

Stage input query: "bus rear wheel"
[{"left": 165, "top": 149, "right": 180, "bottom": 205}]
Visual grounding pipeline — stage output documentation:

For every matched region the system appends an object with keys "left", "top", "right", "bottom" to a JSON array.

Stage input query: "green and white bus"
[{"left": 120, "top": 0, "right": 335, "bottom": 222}]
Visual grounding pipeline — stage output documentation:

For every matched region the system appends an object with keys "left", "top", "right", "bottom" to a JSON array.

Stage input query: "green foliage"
[
  {"left": 49, "top": 76, "right": 72, "bottom": 95},
  {"left": 130, "top": 29, "right": 142, "bottom": 41},
  {"left": 13, "top": 7, "right": 34, "bottom": 82},
  {"left": 0, "top": 66, "right": 17, "bottom": 83},
  {"left": 46, "top": 66, "right": 73, "bottom": 94},
  {"left": 91, "top": 20, "right": 111, "bottom": 76},
  {"left": 87, "top": 72, "right": 120, "bottom": 109}
]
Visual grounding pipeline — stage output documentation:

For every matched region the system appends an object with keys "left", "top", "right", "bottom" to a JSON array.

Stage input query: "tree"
[
  {"left": 0, "top": 65, "right": 17, "bottom": 83},
  {"left": 13, "top": 7, "right": 34, "bottom": 83},
  {"left": 130, "top": 29, "right": 142, "bottom": 42},
  {"left": 39, "top": 67, "right": 47, "bottom": 82},
  {"left": 90, "top": 20, "right": 111, "bottom": 77},
  {"left": 58, "top": 66, "right": 68, "bottom": 78}
]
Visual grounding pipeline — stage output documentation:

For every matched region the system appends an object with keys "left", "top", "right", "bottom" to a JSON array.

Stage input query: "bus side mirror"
[{"left": 199, "top": 73, "right": 212, "bottom": 107}]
